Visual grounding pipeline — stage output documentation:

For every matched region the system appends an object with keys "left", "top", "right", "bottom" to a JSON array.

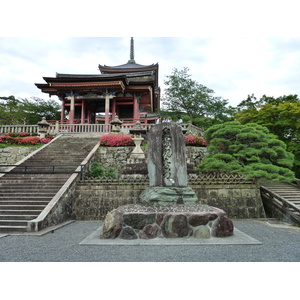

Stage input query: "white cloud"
[{"left": 1, "top": 37, "right": 300, "bottom": 107}]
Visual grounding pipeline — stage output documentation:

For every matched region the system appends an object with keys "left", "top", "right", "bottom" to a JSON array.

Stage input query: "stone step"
[
  {"left": 0, "top": 201, "right": 50, "bottom": 206},
  {"left": 0, "top": 214, "right": 38, "bottom": 220},
  {"left": 0, "top": 187, "right": 61, "bottom": 192},
  {"left": 0, "top": 209, "right": 42, "bottom": 215},
  {"left": 0, "top": 204, "right": 46, "bottom": 210},
  {"left": 0, "top": 225, "right": 27, "bottom": 233},
  {"left": 0, "top": 179, "right": 68, "bottom": 185},
  {"left": 0, "top": 219, "right": 28, "bottom": 226},
  {"left": 0, "top": 192, "right": 56, "bottom": 197}
]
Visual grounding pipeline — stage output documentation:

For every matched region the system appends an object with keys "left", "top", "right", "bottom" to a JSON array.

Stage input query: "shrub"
[
  {"left": 1, "top": 136, "right": 18, "bottom": 144},
  {"left": 89, "top": 162, "right": 117, "bottom": 179},
  {"left": 100, "top": 134, "right": 134, "bottom": 147},
  {"left": 18, "top": 136, "right": 40, "bottom": 145},
  {"left": 184, "top": 135, "right": 207, "bottom": 146},
  {"left": 40, "top": 138, "right": 52, "bottom": 144},
  {"left": 19, "top": 132, "right": 30, "bottom": 137},
  {"left": 4, "top": 132, "right": 18, "bottom": 138}
]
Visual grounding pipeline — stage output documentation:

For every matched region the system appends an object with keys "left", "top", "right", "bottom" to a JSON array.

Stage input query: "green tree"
[
  {"left": 162, "top": 67, "right": 233, "bottom": 128},
  {"left": 197, "top": 121, "right": 295, "bottom": 182},
  {"left": 0, "top": 96, "right": 61, "bottom": 125},
  {"left": 235, "top": 94, "right": 300, "bottom": 177}
]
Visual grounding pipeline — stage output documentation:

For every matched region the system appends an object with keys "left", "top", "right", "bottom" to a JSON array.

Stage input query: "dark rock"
[
  {"left": 162, "top": 214, "right": 190, "bottom": 238},
  {"left": 119, "top": 227, "right": 138, "bottom": 239},
  {"left": 156, "top": 213, "right": 164, "bottom": 226},
  {"left": 139, "top": 224, "right": 161, "bottom": 239},
  {"left": 211, "top": 215, "right": 234, "bottom": 237},
  {"left": 123, "top": 213, "right": 156, "bottom": 230},
  {"left": 188, "top": 214, "right": 210, "bottom": 227},
  {"left": 208, "top": 213, "right": 218, "bottom": 221}
]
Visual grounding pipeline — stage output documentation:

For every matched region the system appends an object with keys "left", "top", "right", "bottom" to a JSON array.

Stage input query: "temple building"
[{"left": 35, "top": 38, "right": 160, "bottom": 124}]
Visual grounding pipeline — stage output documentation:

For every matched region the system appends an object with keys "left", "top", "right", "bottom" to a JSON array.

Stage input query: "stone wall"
[
  {"left": 74, "top": 180, "right": 266, "bottom": 221},
  {"left": 92, "top": 145, "right": 206, "bottom": 175},
  {"left": 0, "top": 147, "right": 36, "bottom": 171},
  {"left": 73, "top": 145, "right": 266, "bottom": 220},
  {"left": 191, "top": 183, "right": 265, "bottom": 218}
]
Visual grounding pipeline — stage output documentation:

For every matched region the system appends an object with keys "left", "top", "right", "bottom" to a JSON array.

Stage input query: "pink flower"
[
  {"left": 184, "top": 135, "right": 207, "bottom": 146},
  {"left": 100, "top": 134, "right": 134, "bottom": 147}
]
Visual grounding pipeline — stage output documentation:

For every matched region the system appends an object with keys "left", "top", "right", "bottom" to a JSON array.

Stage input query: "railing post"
[{"left": 55, "top": 121, "right": 59, "bottom": 134}]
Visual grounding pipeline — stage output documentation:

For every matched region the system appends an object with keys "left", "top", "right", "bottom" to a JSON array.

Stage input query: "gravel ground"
[{"left": 1, "top": 219, "right": 300, "bottom": 262}]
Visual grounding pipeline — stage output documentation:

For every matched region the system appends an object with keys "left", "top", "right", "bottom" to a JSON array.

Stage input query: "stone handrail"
[
  {"left": 0, "top": 122, "right": 204, "bottom": 136},
  {"left": 260, "top": 185, "right": 300, "bottom": 215}
]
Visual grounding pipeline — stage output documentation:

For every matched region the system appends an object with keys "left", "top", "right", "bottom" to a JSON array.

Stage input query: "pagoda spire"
[{"left": 128, "top": 37, "right": 135, "bottom": 63}]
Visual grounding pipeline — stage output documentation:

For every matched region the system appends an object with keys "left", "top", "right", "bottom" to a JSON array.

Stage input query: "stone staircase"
[
  {"left": 0, "top": 135, "right": 99, "bottom": 233},
  {"left": 260, "top": 182, "right": 300, "bottom": 224}
]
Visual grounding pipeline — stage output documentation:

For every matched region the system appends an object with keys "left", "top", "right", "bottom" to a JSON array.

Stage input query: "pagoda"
[{"left": 35, "top": 38, "right": 160, "bottom": 125}]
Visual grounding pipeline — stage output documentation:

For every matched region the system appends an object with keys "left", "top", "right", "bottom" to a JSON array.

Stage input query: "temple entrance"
[{"left": 118, "top": 105, "right": 133, "bottom": 119}]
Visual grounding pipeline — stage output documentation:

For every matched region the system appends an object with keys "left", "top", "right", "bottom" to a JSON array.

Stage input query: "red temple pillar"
[
  {"left": 112, "top": 98, "right": 117, "bottom": 120},
  {"left": 81, "top": 99, "right": 85, "bottom": 124},
  {"left": 61, "top": 99, "right": 65, "bottom": 123},
  {"left": 133, "top": 96, "right": 140, "bottom": 122},
  {"left": 68, "top": 95, "right": 75, "bottom": 124}
]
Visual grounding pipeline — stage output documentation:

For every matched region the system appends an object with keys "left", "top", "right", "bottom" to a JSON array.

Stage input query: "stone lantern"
[
  {"left": 110, "top": 115, "right": 123, "bottom": 133},
  {"left": 37, "top": 117, "right": 50, "bottom": 138}
]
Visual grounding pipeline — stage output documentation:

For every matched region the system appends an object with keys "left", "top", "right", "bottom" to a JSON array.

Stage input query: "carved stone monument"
[
  {"left": 100, "top": 122, "right": 234, "bottom": 240},
  {"left": 139, "top": 123, "right": 198, "bottom": 205}
]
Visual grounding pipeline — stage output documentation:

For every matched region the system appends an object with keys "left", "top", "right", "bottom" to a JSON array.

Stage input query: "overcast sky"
[{"left": 1, "top": 1, "right": 300, "bottom": 108}]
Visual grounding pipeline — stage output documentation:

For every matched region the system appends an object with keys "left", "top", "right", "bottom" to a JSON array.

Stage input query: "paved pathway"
[{"left": 1, "top": 219, "right": 300, "bottom": 262}]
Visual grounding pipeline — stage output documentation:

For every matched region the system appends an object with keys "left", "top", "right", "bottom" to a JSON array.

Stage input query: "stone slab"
[{"left": 79, "top": 223, "right": 262, "bottom": 245}]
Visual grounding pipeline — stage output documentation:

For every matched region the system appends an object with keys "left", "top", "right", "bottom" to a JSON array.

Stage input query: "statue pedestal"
[
  {"left": 100, "top": 204, "right": 234, "bottom": 240},
  {"left": 140, "top": 186, "right": 198, "bottom": 206}
]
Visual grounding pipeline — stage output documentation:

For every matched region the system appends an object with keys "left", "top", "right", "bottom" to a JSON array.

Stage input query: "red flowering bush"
[
  {"left": 100, "top": 134, "right": 134, "bottom": 147},
  {"left": 4, "top": 132, "right": 18, "bottom": 138},
  {"left": 0, "top": 133, "right": 53, "bottom": 146},
  {"left": 184, "top": 135, "right": 207, "bottom": 147},
  {"left": 19, "top": 132, "right": 30, "bottom": 137},
  {"left": 40, "top": 138, "right": 52, "bottom": 144},
  {"left": 18, "top": 136, "right": 40, "bottom": 145}
]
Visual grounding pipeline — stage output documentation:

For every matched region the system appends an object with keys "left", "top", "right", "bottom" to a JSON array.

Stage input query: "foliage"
[
  {"left": 196, "top": 121, "right": 295, "bottom": 182},
  {"left": 184, "top": 135, "right": 207, "bottom": 146},
  {"left": 100, "top": 134, "right": 134, "bottom": 147},
  {"left": 0, "top": 132, "right": 53, "bottom": 146},
  {"left": 89, "top": 162, "right": 117, "bottom": 179},
  {"left": 0, "top": 95, "right": 61, "bottom": 125},
  {"left": 235, "top": 94, "right": 300, "bottom": 177},
  {"left": 161, "top": 67, "right": 234, "bottom": 128}
]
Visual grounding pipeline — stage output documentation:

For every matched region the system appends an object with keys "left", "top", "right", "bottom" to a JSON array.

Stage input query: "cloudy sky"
[{"left": 1, "top": 1, "right": 300, "bottom": 108}]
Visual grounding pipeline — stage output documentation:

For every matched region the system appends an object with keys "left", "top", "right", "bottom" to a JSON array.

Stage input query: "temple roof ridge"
[{"left": 98, "top": 37, "right": 158, "bottom": 73}]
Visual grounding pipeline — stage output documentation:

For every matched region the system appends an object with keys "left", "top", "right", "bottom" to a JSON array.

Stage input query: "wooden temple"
[{"left": 35, "top": 38, "right": 160, "bottom": 124}]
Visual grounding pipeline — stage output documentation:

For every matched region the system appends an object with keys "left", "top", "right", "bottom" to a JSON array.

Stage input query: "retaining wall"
[{"left": 74, "top": 180, "right": 266, "bottom": 221}]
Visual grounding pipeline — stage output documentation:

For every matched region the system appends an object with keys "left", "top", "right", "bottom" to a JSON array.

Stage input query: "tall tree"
[
  {"left": 0, "top": 96, "right": 61, "bottom": 125},
  {"left": 197, "top": 121, "right": 295, "bottom": 182},
  {"left": 162, "top": 67, "right": 233, "bottom": 127},
  {"left": 235, "top": 94, "right": 300, "bottom": 177}
]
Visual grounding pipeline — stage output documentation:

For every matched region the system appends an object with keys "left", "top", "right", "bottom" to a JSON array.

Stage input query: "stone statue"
[{"left": 140, "top": 122, "right": 198, "bottom": 205}]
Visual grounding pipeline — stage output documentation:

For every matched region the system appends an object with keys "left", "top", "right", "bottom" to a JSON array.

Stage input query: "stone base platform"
[
  {"left": 139, "top": 186, "right": 198, "bottom": 206},
  {"left": 100, "top": 204, "right": 234, "bottom": 240}
]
